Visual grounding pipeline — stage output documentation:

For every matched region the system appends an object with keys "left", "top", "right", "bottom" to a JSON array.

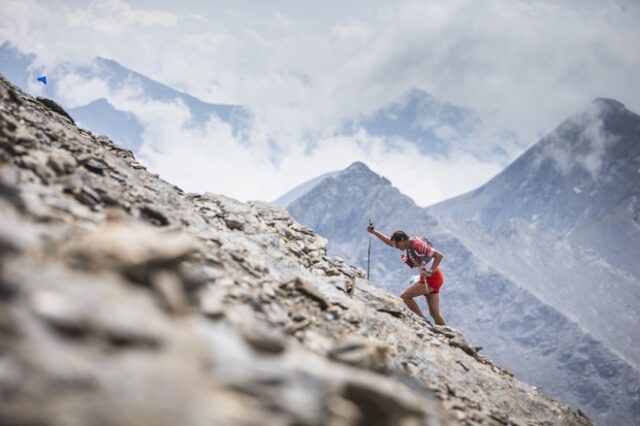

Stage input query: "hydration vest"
[{"left": 405, "top": 237, "right": 434, "bottom": 268}]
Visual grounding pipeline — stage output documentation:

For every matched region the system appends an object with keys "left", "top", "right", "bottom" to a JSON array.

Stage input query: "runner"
[{"left": 367, "top": 225, "right": 446, "bottom": 326}]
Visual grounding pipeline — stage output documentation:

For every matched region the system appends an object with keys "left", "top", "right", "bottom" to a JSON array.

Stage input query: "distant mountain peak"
[
  {"left": 341, "top": 162, "right": 391, "bottom": 185},
  {"left": 0, "top": 40, "right": 31, "bottom": 61},
  {"left": 429, "top": 97, "right": 640, "bottom": 240},
  {"left": 93, "top": 56, "right": 129, "bottom": 73},
  {"left": 0, "top": 40, "right": 37, "bottom": 90},
  {"left": 272, "top": 162, "right": 387, "bottom": 209},
  {"left": 591, "top": 97, "right": 625, "bottom": 110},
  {"left": 0, "top": 40, "right": 20, "bottom": 52},
  {"left": 94, "top": 56, "right": 114, "bottom": 63},
  {"left": 86, "top": 97, "right": 111, "bottom": 106},
  {"left": 345, "top": 161, "right": 371, "bottom": 172},
  {"left": 272, "top": 169, "right": 340, "bottom": 208},
  {"left": 573, "top": 98, "right": 628, "bottom": 126}
]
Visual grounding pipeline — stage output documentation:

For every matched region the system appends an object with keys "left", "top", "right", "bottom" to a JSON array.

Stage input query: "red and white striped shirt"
[
  {"left": 401, "top": 238, "right": 440, "bottom": 269},
  {"left": 410, "top": 238, "right": 435, "bottom": 258}
]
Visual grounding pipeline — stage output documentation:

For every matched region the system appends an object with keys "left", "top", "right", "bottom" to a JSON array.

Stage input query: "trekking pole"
[{"left": 367, "top": 218, "right": 372, "bottom": 281}]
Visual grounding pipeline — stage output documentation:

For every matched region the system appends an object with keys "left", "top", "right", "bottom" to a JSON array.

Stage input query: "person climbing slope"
[{"left": 367, "top": 224, "right": 446, "bottom": 326}]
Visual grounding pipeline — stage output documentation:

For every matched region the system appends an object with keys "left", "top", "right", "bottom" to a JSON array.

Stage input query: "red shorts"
[{"left": 418, "top": 268, "right": 444, "bottom": 294}]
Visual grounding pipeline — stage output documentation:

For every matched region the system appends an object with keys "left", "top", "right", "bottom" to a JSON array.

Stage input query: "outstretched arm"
[{"left": 367, "top": 225, "right": 395, "bottom": 247}]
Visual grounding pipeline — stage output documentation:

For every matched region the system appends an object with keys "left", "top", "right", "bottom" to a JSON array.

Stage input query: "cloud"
[
  {"left": 67, "top": 0, "right": 177, "bottom": 33},
  {"left": 186, "top": 14, "right": 208, "bottom": 24},
  {"left": 48, "top": 70, "right": 498, "bottom": 206},
  {"left": 0, "top": 0, "right": 59, "bottom": 56},
  {"left": 109, "top": 0, "right": 638, "bottom": 163},
  {"left": 134, "top": 106, "right": 502, "bottom": 206},
  {"left": 54, "top": 73, "right": 112, "bottom": 107},
  {"left": 10, "top": 0, "right": 639, "bottom": 146},
  {"left": 573, "top": 104, "right": 617, "bottom": 179},
  {"left": 536, "top": 100, "right": 619, "bottom": 180},
  {"left": 2, "top": 0, "right": 639, "bottom": 205}
]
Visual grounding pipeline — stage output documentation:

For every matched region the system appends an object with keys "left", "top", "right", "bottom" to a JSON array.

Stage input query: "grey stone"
[
  {"left": 239, "top": 320, "right": 288, "bottom": 354},
  {"left": 47, "top": 149, "right": 76, "bottom": 175},
  {"left": 328, "top": 336, "right": 392, "bottom": 371},
  {"left": 290, "top": 277, "right": 331, "bottom": 310},
  {"left": 151, "top": 271, "right": 188, "bottom": 314},
  {"left": 36, "top": 96, "right": 75, "bottom": 124}
]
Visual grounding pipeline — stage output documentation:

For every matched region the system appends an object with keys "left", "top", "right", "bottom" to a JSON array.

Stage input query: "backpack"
[{"left": 405, "top": 236, "right": 434, "bottom": 268}]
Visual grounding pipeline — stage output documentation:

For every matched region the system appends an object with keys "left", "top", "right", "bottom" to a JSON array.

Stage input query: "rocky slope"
[
  {"left": 0, "top": 73, "right": 594, "bottom": 426},
  {"left": 286, "top": 162, "right": 640, "bottom": 426}
]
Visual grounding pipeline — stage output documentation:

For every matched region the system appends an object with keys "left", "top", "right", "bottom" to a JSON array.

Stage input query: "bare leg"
[
  {"left": 400, "top": 282, "right": 429, "bottom": 320},
  {"left": 425, "top": 291, "right": 446, "bottom": 326}
]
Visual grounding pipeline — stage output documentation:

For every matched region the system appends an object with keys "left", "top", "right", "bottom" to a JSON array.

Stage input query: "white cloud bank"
[
  {"left": 67, "top": 0, "right": 177, "bottom": 34},
  {"left": 136, "top": 108, "right": 503, "bottom": 206}
]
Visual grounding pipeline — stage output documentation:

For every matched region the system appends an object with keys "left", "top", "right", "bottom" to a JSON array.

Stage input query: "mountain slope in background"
[
  {"left": 286, "top": 162, "right": 640, "bottom": 426},
  {"left": 68, "top": 98, "right": 144, "bottom": 152},
  {"left": 344, "top": 89, "right": 480, "bottom": 157},
  {"left": 428, "top": 98, "right": 640, "bottom": 278},
  {"left": 273, "top": 170, "right": 340, "bottom": 208},
  {"left": 439, "top": 216, "right": 640, "bottom": 366},
  {"left": 69, "top": 56, "right": 249, "bottom": 127},
  {"left": 0, "top": 40, "right": 35, "bottom": 90}
]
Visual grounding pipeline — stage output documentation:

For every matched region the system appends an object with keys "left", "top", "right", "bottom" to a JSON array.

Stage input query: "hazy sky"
[{"left": 1, "top": 0, "right": 639, "bottom": 205}]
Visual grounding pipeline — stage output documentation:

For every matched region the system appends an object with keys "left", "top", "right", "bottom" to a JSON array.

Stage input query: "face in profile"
[{"left": 394, "top": 240, "right": 410, "bottom": 250}]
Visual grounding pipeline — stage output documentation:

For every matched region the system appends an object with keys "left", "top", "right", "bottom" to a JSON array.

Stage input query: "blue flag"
[{"left": 37, "top": 75, "right": 47, "bottom": 85}]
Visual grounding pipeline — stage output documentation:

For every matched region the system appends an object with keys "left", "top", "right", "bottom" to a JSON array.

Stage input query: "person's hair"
[{"left": 390, "top": 230, "right": 409, "bottom": 243}]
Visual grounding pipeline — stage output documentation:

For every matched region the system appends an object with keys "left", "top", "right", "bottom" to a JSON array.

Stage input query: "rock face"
[{"left": 0, "top": 73, "right": 594, "bottom": 426}]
